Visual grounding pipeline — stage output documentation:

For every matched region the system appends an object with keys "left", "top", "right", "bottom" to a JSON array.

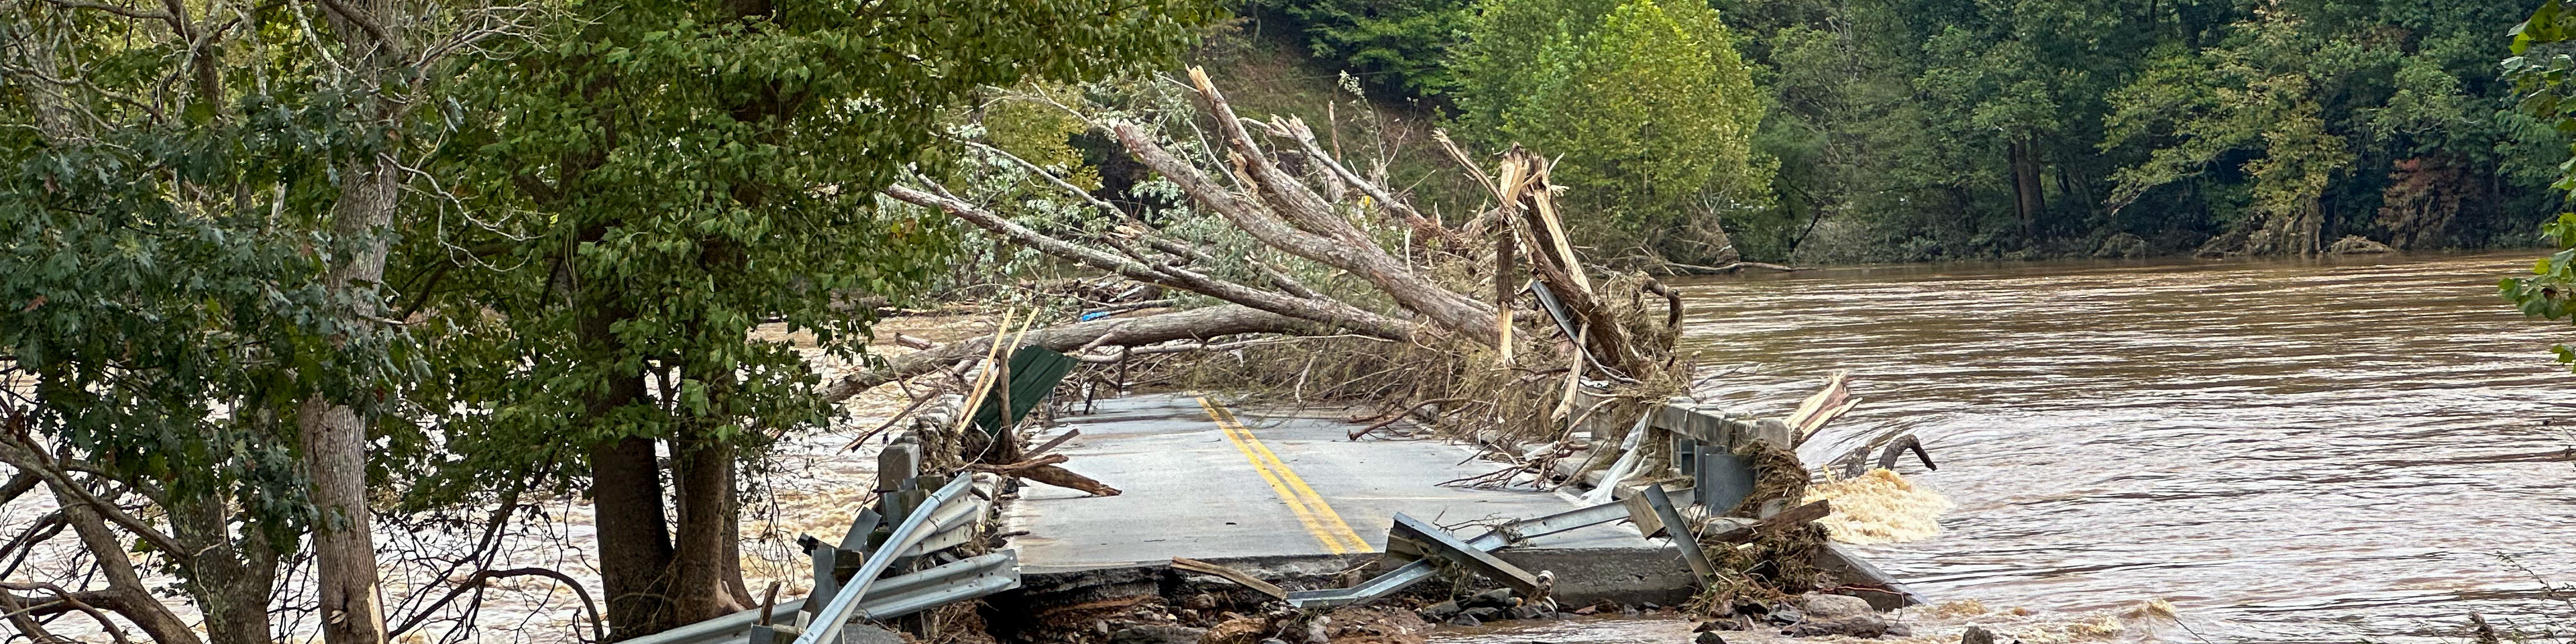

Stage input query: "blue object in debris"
[{"left": 1079, "top": 311, "right": 1111, "bottom": 321}]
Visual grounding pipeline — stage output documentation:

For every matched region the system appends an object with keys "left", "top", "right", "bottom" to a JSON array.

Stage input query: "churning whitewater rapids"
[{"left": 1652, "top": 251, "right": 2576, "bottom": 642}]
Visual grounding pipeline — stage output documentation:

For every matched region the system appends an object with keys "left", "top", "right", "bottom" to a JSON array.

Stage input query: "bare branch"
[
  {"left": 34, "top": 0, "right": 170, "bottom": 20},
  {"left": 1269, "top": 116, "right": 1443, "bottom": 237},
  {"left": 0, "top": 582, "right": 133, "bottom": 644},
  {"left": 822, "top": 305, "right": 1331, "bottom": 402},
  {"left": 1111, "top": 114, "right": 1499, "bottom": 347},
  {"left": 0, "top": 437, "right": 188, "bottom": 564},
  {"left": 883, "top": 182, "right": 1413, "bottom": 341}
]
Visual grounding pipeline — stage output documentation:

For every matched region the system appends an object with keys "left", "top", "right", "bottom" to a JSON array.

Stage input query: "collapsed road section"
[{"left": 629, "top": 366, "right": 1921, "bottom": 644}]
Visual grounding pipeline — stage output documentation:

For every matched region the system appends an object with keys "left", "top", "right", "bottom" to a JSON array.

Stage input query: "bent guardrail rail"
[
  {"left": 1283, "top": 500, "right": 1629, "bottom": 608},
  {"left": 786, "top": 474, "right": 981, "bottom": 644},
  {"left": 619, "top": 551, "right": 1021, "bottom": 644}
]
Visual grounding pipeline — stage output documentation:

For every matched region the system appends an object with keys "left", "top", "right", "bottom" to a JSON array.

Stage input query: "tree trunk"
[
  {"left": 303, "top": 152, "right": 398, "bottom": 644},
  {"left": 591, "top": 434, "right": 676, "bottom": 640},
  {"left": 2009, "top": 136, "right": 2045, "bottom": 235},
  {"left": 305, "top": 1, "right": 408, "bottom": 641},
  {"left": 669, "top": 430, "right": 748, "bottom": 624},
  {"left": 170, "top": 495, "right": 281, "bottom": 644}
]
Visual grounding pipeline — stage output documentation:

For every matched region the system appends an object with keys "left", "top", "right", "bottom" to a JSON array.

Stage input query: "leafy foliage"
[
  {"left": 400, "top": 0, "right": 1210, "bottom": 498},
  {"left": 0, "top": 4, "right": 447, "bottom": 640},
  {"left": 1703, "top": 0, "right": 2555, "bottom": 262},
  {"left": 1248, "top": 0, "right": 1474, "bottom": 102},
  {"left": 1456, "top": 0, "right": 1770, "bottom": 264},
  {"left": 2503, "top": 0, "right": 2576, "bottom": 369}
]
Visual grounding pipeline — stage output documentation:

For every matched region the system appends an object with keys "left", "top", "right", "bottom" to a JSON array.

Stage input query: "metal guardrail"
[
  {"left": 616, "top": 551, "right": 1021, "bottom": 644},
  {"left": 627, "top": 431, "right": 1020, "bottom": 644},
  {"left": 790, "top": 474, "right": 981, "bottom": 644},
  {"left": 1284, "top": 500, "right": 1629, "bottom": 608}
]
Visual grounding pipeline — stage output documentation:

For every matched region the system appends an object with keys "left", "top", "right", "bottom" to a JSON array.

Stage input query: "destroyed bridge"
[{"left": 627, "top": 352, "right": 1921, "bottom": 644}]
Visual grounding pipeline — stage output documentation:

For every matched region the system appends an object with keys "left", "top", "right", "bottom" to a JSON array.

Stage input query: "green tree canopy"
[
  {"left": 1456, "top": 0, "right": 1770, "bottom": 265},
  {"left": 2503, "top": 0, "right": 2576, "bottom": 370},
  {"left": 398, "top": 0, "right": 1213, "bottom": 637}
]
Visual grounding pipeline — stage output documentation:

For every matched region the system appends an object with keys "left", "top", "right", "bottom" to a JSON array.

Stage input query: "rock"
[
  {"left": 1693, "top": 632, "right": 1727, "bottom": 644},
  {"left": 1885, "top": 623, "right": 1912, "bottom": 637},
  {"left": 1182, "top": 593, "right": 1220, "bottom": 610},
  {"left": 1797, "top": 594, "right": 1875, "bottom": 621},
  {"left": 1763, "top": 605, "right": 1802, "bottom": 625},
  {"left": 1778, "top": 593, "right": 1888, "bottom": 637},
  {"left": 1460, "top": 606, "right": 1502, "bottom": 621},
  {"left": 2093, "top": 232, "right": 2151, "bottom": 258},
  {"left": 1325, "top": 606, "right": 1432, "bottom": 644},
  {"left": 1201, "top": 616, "right": 1269, "bottom": 644},
  {"left": 1415, "top": 601, "right": 1461, "bottom": 623},
  {"left": 2328, "top": 235, "right": 2393, "bottom": 255},
  {"left": 1446, "top": 615, "right": 1481, "bottom": 628},
  {"left": 1306, "top": 616, "right": 1330, "bottom": 644},
  {"left": 1464, "top": 589, "right": 1517, "bottom": 610},
  {"left": 1960, "top": 626, "right": 1995, "bottom": 644},
  {"left": 842, "top": 624, "right": 905, "bottom": 644},
  {"left": 1112, "top": 625, "right": 1210, "bottom": 644},
  {"left": 1508, "top": 605, "right": 1543, "bottom": 621}
]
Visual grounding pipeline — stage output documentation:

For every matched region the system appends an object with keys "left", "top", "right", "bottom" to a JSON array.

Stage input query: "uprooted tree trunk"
[
  {"left": 812, "top": 67, "right": 1862, "bottom": 614},
  {"left": 828, "top": 67, "right": 1660, "bottom": 400},
  {"left": 818, "top": 68, "right": 1711, "bottom": 501}
]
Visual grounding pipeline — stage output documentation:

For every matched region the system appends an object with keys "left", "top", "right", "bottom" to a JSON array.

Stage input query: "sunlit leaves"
[
  {"left": 396, "top": 0, "right": 1212, "bottom": 502},
  {"left": 1456, "top": 0, "right": 1770, "bottom": 263},
  {"left": 2507, "top": 1, "right": 2576, "bottom": 372}
]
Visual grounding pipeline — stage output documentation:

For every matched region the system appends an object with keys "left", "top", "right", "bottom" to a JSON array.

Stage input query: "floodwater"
[{"left": 1650, "top": 252, "right": 2576, "bottom": 642}]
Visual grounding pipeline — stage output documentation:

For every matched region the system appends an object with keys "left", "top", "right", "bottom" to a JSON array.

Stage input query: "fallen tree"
[
  {"left": 810, "top": 66, "right": 1860, "bottom": 616},
  {"left": 815, "top": 68, "right": 1713, "bottom": 504},
  {"left": 821, "top": 304, "right": 1328, "bottom": 401}
]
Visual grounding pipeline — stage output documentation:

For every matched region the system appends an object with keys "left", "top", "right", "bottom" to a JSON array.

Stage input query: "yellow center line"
[
  {"left": 1195, "top": 396, "right": 1346, "bottom": 554},
  {"left": 1210, "top": 405, "right": 1375, "bottom": 553},
  {"left": 1196, "top": 396, "right": 1376, "bottom": 553}
]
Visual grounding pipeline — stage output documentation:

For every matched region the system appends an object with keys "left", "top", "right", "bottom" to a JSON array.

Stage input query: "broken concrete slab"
[{"left": 1004, "top": 394, "right": 1654, "bottom": 572}]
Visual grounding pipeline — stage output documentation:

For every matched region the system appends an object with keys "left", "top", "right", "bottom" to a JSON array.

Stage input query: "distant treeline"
[{"left": 1244, "top": 0, "right": 2561, "bottom": 262}]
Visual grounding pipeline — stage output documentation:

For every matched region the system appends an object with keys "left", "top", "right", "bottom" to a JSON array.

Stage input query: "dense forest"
[{"left": 1236, "top": 0, "right": 2565, "bottom": 263}]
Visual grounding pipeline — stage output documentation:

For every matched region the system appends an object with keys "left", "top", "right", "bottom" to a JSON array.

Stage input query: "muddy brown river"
[{"left": 1660, "top": 252, "right": 2576, "bottom": 642}]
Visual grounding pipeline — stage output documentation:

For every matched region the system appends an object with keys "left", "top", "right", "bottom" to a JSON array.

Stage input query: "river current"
[{"left": 1660, "top": 252, "right": 2576, "bottom": 641}]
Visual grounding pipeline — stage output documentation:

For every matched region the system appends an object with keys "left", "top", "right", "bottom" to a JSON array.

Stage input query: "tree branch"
[
  {"left": 883, "top": 182, "right": 1413, "bottom": 341},
  {"left": 822, "top": 305, "right": 1330, "bottom": 402},
  {"left": 34, "top": 0, "right": 170, "bottom": 20},
  {"left": 0, "top": 582, "right": 133, "bottom": 644},
  {"left": 0, "top": 437, "right": 188, "bottom": 565},
  {"left": 1110, "top": 117, "right": 1499, "bottom": 347}
]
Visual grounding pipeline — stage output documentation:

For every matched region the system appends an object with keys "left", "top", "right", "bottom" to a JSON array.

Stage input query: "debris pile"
[{"left": 739, "top": 69, "right": 1950, "bottom": 644}]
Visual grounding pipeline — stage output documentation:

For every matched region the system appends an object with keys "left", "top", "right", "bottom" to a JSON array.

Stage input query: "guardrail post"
[{"left": 1642, "top": 484, "right": 1716, "bottom": 587}]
